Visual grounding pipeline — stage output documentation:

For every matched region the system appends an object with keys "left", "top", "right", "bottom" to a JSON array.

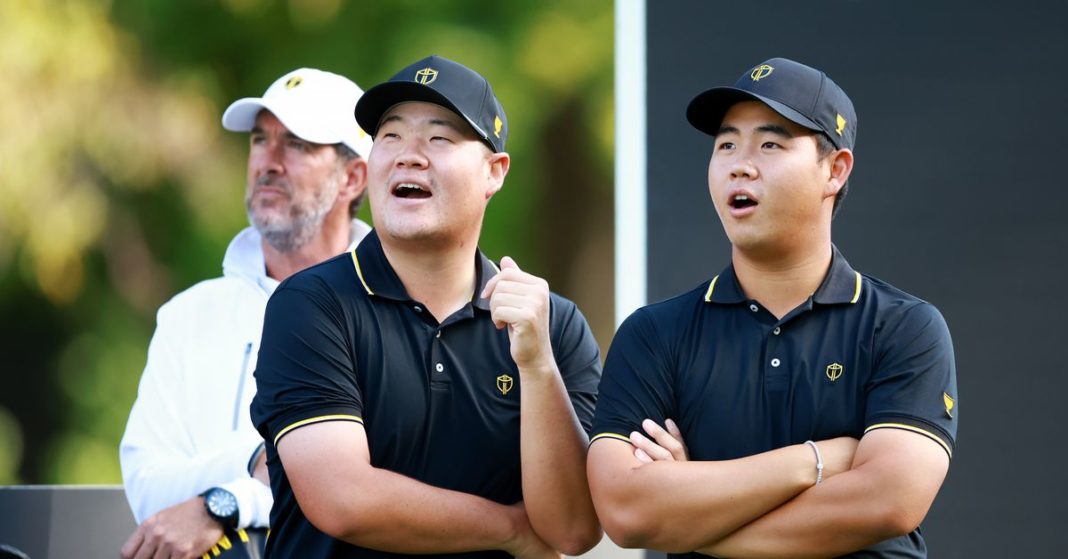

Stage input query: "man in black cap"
[
  {"left": 588, "top": 58, "right": 957, "bottom": 557},
  {"left": 251, "top": 55, "right": 602, "bottom": 559}
]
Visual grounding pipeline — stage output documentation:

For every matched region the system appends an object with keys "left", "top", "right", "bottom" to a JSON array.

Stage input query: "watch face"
[{"left": 206, "top": 488, "right": 238, "bottom": 519}]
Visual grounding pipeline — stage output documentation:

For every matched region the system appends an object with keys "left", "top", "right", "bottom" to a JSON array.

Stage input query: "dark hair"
[
  {"left": 815, "top": 133, "right": 848, "bottom": 216},
  {"left": 334, "top": 144, "right": 366, "bottom": 217}
]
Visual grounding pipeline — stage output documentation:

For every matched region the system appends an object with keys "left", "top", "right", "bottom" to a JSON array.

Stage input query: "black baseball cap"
[
  {"left": 687, "top": 57, "right": 856, "bottom": 151},
  {"left": 355, "top": 55, "right": 508, "bottom": 153}
]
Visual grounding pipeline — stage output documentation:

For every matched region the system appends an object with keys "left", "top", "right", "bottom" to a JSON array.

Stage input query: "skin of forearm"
[
  {"left": 519, "top": 363, "right": 602, "bottom": 555},
  {"left": 325, "top": 468, "right": 521, "bottom": 553},
  {"left": 280, "top": 422, "right": 522, "bottom": 555},
  {"left": 699, "top": 468, "right": 909, "bottom": 558},
  {"left": 700, "top": 431, "right": 949, "bottom": 558},
  {"left": 588, "top": 441, "right": 816, "bottom": 553}
]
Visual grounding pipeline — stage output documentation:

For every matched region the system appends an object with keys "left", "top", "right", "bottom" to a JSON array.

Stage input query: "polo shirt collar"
[
  {"left": 350, "top": 230, "right": 501, "bottom": 310},
  {"left": 812, "top": 246, "right": 863, "bottom": 305},
  {"left": 704, "top": 245, "right": 862, "bottom": 305}
]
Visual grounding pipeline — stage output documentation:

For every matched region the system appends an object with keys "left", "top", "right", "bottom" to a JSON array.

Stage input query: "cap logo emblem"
[
  {"left": 835, "top": 113, "right": 846, "bottom": 136},
  {"left": 943, "top": 392, "right": 955, "bottom": 418},
  {"left": 493, "top": 115, "right": 503, "bottom": 139},
  {"left": 750, "top": 64, "right": 774, "bottom": 81},
  {"left": 415, "top": 67, "right": 439, "bottom": 85},
  {"left": 496, "top": 374, "right": 514, "bottom": 396},
  {"left": 285, "top": 76, "right": 303, "bottom": 89},
  {"left": 825, "top": 362, "right": 844, "bottom": 382}
]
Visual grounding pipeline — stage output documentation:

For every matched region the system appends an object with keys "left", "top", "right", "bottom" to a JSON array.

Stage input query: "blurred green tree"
[{"left": 0, "top": 0, "right": 613, "bottom": 484}]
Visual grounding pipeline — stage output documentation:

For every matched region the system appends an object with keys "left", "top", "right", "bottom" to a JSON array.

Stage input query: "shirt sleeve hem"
[
  {"left": 273, "top": 414, "right": 364, "bottom": 446},
  {"left": 864, "top": 419, "right": 954, "bottom": 458},
  {"left": 589, "top": 432, "right": 633, "bottom": 446}
]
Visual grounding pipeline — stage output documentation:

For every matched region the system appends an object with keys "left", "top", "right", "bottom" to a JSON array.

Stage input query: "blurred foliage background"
[{"left": 0, "top": 0, "right": 614, "bottom": 485}]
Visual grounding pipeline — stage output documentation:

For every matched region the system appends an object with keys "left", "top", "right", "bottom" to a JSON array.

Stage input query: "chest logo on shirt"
[
  {"left": 496, "top": 374, "right": 514, "bottom": 396},
  {"left": 825, "top": 362, "right": 844, "bottom": 382}
]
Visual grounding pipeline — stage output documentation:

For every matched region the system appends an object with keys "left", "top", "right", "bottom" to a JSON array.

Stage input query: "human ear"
[
  {"left": 826, "top": 148, "right": 854, "bottom": 198},
  {"left": 485, "top": 151, "right": 510, "bottom": 200}
]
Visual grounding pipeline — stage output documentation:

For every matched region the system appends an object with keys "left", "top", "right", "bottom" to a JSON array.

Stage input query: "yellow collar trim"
[
  {"left": 350, "top": 249, "right": 374, "bottom": 295},
  {"left": 704, "top": 275, "right": 719, "bottom": 303}
]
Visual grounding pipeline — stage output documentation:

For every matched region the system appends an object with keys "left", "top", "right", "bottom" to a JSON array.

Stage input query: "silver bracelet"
[{"left": 804, "top": 440, "right": 824, "bottom": 485}]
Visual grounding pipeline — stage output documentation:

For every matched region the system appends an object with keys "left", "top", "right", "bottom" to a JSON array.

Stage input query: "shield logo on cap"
[
  {"left": 496, "top": 374, "right": 514, "bottom": 396},
  {"left": 750, "top": 64, "right": 774, "bottom": 81},
  {"left": 415, "top": 67, "right": 439, "bottom": 85},
  {"left": 285, "top": 76, "right": 303, "bottom": 89}
]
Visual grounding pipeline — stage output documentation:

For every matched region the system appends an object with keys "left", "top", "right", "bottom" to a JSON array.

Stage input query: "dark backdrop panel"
[{"left": 646, "top": 1, "right": 1067, "bottom": 556}]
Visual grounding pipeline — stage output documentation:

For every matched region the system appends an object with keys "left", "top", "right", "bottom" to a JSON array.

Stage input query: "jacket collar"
[{"left": 223, "top": 220, "right": 372, "bottom": 295}]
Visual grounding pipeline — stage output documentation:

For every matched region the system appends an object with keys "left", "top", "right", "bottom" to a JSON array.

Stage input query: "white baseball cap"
[{"left": 222, "top": 68, "right": 373, "bottom": 158}]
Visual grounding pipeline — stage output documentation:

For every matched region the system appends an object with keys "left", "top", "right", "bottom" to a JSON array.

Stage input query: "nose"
[
  {"left": 252, "top": 139, "right": 285, "bottom": 178},
  {"left": 394, "top": 139, "right": 429, "bottom": 169},
  {"left": 729, "top": 157, "right": 757, "bottom": 181}
]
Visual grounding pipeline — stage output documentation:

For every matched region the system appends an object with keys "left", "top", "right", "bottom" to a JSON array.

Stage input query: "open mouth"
[
  {"left": 392, "top": 183, "right": 432, "bottom": 199},
  {"left": 729, "top": 193, "right": 757, "bottom": 210}
]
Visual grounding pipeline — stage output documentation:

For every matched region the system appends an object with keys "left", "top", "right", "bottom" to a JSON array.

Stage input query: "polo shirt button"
[
  {"left": 771, "top": 358, "right": 781, "bottom": 367},
  {"left": 773, "top": 326, "right": 781, "bottom": 335},
  {"left": 435, "top": 363, "right": 444, "bottom": 373},
  {"left": 749, "top": 304, "right": 759, "bottom": 313},
  {"left": 435, "top": 330, "right": 441, "bottom": 338},
  {"left": 413, "top": 305, "right": 423, "bottom": 313}
]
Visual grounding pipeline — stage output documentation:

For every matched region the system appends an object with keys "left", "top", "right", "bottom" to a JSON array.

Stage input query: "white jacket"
[{"left": 120, "top": 221, "right": 370, "bottom": 527}]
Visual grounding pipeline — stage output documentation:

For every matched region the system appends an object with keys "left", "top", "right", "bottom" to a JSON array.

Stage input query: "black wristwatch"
[{"left": 201, "top": 487, "right": 239, "bottom": 530}]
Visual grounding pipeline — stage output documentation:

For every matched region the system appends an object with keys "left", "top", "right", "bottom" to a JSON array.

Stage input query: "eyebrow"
[{"left": 714, "top": 124, "right": 796, "bottom": 139}]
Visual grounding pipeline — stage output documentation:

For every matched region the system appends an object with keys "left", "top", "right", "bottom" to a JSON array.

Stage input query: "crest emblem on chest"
[
  {"left": 496, "top": 374, "right": 514, "bottom": 396},
  {"left": 825, "top": 362, "right": 844, "bottom": 382}
]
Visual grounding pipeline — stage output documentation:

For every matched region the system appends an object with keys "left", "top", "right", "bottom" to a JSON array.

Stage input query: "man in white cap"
[{"left": 119, "top": 67, "right": 373, "bottom": 559}]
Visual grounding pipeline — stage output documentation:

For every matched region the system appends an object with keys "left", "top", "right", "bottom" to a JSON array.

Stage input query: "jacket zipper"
[{"left": 233, "top": 342, "right": 253, "bottom": 430}]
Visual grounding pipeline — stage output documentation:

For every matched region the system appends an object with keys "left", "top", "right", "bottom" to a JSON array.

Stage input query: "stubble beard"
[{"left": 247, "top": 175, "right": 340, "bottom": 253}]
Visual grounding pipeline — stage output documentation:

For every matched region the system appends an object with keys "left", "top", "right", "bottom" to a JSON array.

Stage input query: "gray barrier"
[{"left": 0, "top": 485, "right": 135, "bottom": 559}]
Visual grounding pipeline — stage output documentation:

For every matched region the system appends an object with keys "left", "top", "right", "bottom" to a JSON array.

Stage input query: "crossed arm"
[
  {"left": 587, "top": 421, "right": 949, "bottom": 558},
  {"left": 277, "top": 421, "right": 557, "bottom": 558},
  {"left": 277, "top": 376, "right": 598, "bottom": 558}
]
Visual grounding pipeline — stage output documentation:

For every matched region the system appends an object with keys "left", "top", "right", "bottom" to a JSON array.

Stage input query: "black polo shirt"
[
  {"left": 251, "top": 231, "right": 602, "bottom": 559},
  {"left": 591, "top": 247, "right": 957, "bottom": 558}
]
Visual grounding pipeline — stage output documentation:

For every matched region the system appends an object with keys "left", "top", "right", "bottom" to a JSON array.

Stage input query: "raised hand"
[{"left": 481, "top": 256, "right": 555, "bottom": 372}]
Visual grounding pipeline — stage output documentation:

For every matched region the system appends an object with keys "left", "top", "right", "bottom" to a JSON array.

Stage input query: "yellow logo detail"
[
  {"left": 944, "top": 392, "right": 955, "bottom": 418},
  {"left": 496, "top": 374, "right": 514, "bottom": 396},
  {"left": 826, "top": 362, "right": 844, "bottom": 382},
  {"left": 415, "top": 67, "right": 439, "bottom": 85},
  {"left": 750, "top": 64, "right": 774, "bottom": 81},
  {"left": 285, "top": 76, "right": 303, "bottom": 89},
  {"left": 493, "top": 115, "right": 503, "bottom": 138},
  {"left": 835, "top": 113, "right": 846, "bottom": 136}
]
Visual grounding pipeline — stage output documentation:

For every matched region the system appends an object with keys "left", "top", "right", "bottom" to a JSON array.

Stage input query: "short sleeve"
[
  {"left": 865, "top": 302, "right": 958, "bottom": 457},
  {"left": 549, "top": 295, "right": 603, "bottom": 436},
  {"left": 590, "top": 308, "right": 676, "bottom": 446},
  {"left": 251, "top": 277, "right": 363, "bottom": 447}
]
